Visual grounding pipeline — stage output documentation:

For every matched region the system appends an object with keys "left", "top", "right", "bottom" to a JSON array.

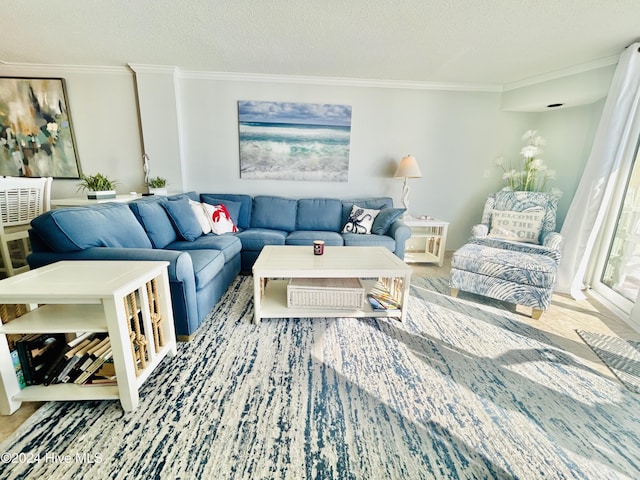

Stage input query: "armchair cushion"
[
  {"left": 452, "top": 243, "right": 558, "bottom": 289},
  {"left": 469, "top": 237, "right": 561, "bottom": 263}
]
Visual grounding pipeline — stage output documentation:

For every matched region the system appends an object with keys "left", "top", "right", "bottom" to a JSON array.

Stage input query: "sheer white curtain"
[{"left": 557, "top": 43, "right": 640, "bottom": 299}]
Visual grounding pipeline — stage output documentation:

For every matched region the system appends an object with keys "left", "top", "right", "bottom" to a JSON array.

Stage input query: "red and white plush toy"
[{"left": 203, "top": 203, "right": 238, "bottom": 235}]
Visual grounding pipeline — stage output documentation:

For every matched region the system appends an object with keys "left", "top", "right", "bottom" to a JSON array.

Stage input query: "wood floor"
[{"left": 2, "top": 253, "right": 639, "bottom": 444}]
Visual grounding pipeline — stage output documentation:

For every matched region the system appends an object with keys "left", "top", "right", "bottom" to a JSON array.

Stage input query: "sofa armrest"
[
  {"left": 387, "top": 220, "right": 411, "bottom": 258},
  {"left": 541, "top": 231, "right": 563, "bottom": 251},
  {"left": 28, "top": 247, "right": 195, "bottom": 284}
]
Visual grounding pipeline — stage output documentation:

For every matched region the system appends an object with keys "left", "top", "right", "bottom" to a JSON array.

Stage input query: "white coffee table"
[{"left": 252, "top": 246, "right": 412, "bottom": 323}]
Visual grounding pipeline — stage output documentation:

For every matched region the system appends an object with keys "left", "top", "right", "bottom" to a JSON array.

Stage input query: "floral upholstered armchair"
[{"left": 449, "top": 190, "right": 563, "bottom": 319}]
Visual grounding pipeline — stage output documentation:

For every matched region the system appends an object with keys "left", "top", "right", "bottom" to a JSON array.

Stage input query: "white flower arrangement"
[{"left": 495, "top": 130, "right": 561, "bottom": 196}]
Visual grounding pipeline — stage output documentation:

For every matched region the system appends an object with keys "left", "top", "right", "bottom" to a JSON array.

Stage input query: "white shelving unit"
[
  {"left": 0, "top": 261, "right": 177, "bottom": 414},
  {"left": 403, "top": 217, "right": 449, "bottom": 266}
]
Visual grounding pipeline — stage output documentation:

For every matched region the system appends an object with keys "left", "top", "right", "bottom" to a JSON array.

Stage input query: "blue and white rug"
[
  {"left": 2, "top": 276, "right": 640, "bottom": 479},
  {"left": 576, "top": 329, "right": 640, "bottom": 394}
]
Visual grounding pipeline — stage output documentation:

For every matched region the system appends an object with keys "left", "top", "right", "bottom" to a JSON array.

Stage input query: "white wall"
[
  {"left": 0, "top": 64, "right": 145, "bottom": 198},
  {"left": 0, "top": 63, "right": 605, "bottom": 250},
  {"left": 170, "top": 73, "right": 600, "bottom": 248}
]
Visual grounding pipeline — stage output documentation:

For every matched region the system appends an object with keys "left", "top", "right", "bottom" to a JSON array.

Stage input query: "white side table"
[
  {"left": 0, "top": 261, "right": 177, "bottom": 414},
  {"left": 403, "top": 217, "right": 449, "bottom": 266}
]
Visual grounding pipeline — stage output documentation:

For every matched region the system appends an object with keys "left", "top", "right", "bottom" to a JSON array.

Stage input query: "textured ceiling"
[{"left": 1, "top": 0, "right": 639, "bottom": 86}]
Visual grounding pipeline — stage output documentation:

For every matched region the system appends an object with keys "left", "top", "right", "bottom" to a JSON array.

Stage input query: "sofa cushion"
[
  {"left": 128, "top": 199, "right": 177, "bottom": 248},
  {"left": 183, "top": 249, "right": 225, "bottom": 290},
  {"left": 200, "top": 194, "right": 250, "bottom": 229},
  {"left": 341, "top": 198, "right": 393, "bottom": 226},
  {"left": 169, "top": 191, "right": 199, "bottom": 202},
  {"left": 236, "top": 228, "right": 287, "bottom": 251},
  {"left": 251, "top": 195, "right": 298, "bottom": 232},
  {"left": 371, "top": 207, "right": 406, "bottom": 235},
  {"left": 296, "top": 198, "right": 343, "bottom": 231},
  {"left": 342, "top": 205, "right": 380, "bottom": 234},
  {"left": 167, "top": 234, "right": 242, "bottom": 263},
  {"left": 163, "top": 197, "right": 203, "bottom": 241},
  {"left": 30, "top": 203, "right": 152, "bottom": 252},
  {"left": 286, "top": 231, "right": 344, "bottom": 246},
  {"left": 342, "top": 232, "right": 395, "bottom": 251}
]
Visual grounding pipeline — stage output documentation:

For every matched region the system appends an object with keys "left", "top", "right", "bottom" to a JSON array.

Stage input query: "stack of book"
[
  {"left": 12, "top": 332, "right": 116, "bottom": 387},
  {"left": 367, "top": 285, "right": 401, "bottom": 312}
]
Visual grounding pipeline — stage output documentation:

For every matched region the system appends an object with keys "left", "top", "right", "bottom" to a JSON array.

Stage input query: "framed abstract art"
[{"left": 0, "top": 77, "right": 81, "bottom": 178}]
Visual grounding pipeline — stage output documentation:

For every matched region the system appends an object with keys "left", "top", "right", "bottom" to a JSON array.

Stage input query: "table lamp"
[{"left": 394, "top": 155, "right": 423, "bottom": 216}]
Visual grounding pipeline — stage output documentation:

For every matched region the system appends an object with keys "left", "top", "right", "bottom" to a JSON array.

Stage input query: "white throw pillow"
[
  {"left": 488, "top": 208, "right": 545, "bottom": 244},
  {"left": 341, "top": 205, "right": 380, "bottom": 234},
  {"left": 203, "top": 203, "right": 238, "bottom": 235},
  {"left": 188, "top": 200, "right": 212, "bottom": 235}
]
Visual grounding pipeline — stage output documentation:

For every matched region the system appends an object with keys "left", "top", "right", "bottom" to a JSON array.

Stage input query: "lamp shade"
[{"left": 394, "top": 155, "right": 423, "bottom": 178}]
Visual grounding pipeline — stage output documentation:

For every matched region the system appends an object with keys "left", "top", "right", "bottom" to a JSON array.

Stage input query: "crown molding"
[
  {"left": 503, "top": 54, "right": 619, "bottom": 91},
  {"left": 0, "top": 61, "right": 130, "bottom": 76},
  {"left": 0, "top": 55, "right": 621, "bottom": 92},
  {"left": 128, "top": 64, "right": 179, "bottom": 75},
  {"left": 177, "top": 69, "right": 504, "bottom": 92}
]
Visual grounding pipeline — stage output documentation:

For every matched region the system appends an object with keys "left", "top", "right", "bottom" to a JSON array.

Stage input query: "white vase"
[
  {"left": 87, "top": 190, "right": 116, "bottom": 199},
  {"left": 148, "top": 188, "right": 168, "bottom": 196}
]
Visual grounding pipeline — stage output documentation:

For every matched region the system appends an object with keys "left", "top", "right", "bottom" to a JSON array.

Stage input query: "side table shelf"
[
  {"left": 0, "top": 261, "right": 177, "bottom": 415},
  {"left": 403, "top": 217, "right": 449, "bottom": 266}
]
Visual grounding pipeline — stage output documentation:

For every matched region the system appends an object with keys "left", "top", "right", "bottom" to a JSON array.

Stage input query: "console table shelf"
[{"left": 0, "top": 261, "right": 177, "bottom": 415}]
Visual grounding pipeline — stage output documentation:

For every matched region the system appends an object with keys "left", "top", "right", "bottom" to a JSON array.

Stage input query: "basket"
[{"left": 287, "top": 278, "right": 364, "bottom": 309}]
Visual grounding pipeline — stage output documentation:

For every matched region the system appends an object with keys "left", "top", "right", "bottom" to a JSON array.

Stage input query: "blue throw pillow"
[
  {"left": 163, "top": 197, "right": 203, "bottom": 241},
  {"left": 130, "top": 200, "right": 177, "bottom": 248},
  {"left": 371, "top": 207, "right": 406, "bottom": 235}
]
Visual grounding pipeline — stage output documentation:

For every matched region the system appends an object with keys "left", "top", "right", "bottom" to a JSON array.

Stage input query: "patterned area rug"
[
  {"left": 2, "top": 276, "right": 640, "bottom": 479},
  {"left": 576, "top": 329, "right": 640, "bottom": 394}
]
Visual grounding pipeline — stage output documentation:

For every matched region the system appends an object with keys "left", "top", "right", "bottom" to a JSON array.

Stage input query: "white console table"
[
  {"left": 51, "top": 194, "right": 142, "bottom": 208},
  {"left": 0, "top": 261, "right": 177, "bottom": 414}
]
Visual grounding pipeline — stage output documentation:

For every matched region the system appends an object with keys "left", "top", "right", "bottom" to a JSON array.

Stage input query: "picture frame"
[
  {"left": 238, "top": 100, "right": 352, "bottom": 182},
  {"left": 0, "top": 77, "right": 81, "bottom": 178}
]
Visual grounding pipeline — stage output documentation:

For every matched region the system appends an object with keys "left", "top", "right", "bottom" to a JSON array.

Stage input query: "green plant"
[
  {"left": 77, "top": 173, "right": 118, "bottom": 192},
  {"left": 148, "top": 176, "right": 167, "bottom": 188}
]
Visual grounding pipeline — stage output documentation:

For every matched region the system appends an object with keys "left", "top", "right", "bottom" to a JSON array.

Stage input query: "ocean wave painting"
[{"left": 238, "top": 100, "right": 352, "bottom": 182}]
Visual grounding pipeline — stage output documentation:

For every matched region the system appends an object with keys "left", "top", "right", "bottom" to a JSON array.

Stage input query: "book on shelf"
[
  {"left": 367, "top": 293, "right": 401, "bottom": 312},
  {"left": 10, "top": 349, "right": 26, "bottom": 389},
  {"left": 16, "top": 333, "right": 67, "bottom": 386},
  {"left": 41, "top": 331, "right": 95, "bottom": 386},
  {"left": 74, "top": 348, "right": 114, "bottom": 385},
  {"left": 58, "top": 336, "right": 105, "bottom": 384}
]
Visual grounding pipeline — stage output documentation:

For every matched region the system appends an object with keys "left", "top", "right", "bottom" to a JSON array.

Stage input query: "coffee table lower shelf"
[{"left": 255, "top": 279, "right": 404, "bottom": 321}]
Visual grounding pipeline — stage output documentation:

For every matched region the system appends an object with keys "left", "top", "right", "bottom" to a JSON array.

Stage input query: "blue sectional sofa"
[{"left": 28, "top": 192, "right": 410, "bottom": 338}]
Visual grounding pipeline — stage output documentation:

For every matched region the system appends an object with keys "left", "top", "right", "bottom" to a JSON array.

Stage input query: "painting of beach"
[{"left": 238, "top": 100, "right": 352, "bottom": 182}]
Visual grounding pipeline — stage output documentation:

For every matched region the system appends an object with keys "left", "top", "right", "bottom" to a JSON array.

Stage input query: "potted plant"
[
  {"left": 77, "top": 173, "right": 118, "bottom": 199},
  {"left": 147, "top": 176, "right": 168, "bottom": 196}
]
